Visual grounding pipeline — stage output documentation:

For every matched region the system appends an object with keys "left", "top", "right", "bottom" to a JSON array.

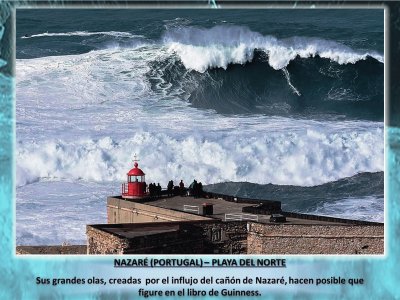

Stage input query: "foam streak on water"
[
  {"left": 21, "top": 31, "right": 140, "bottom": 39},
  {"left": 282, "top": 67, "right": 301, "bottom": 96}
]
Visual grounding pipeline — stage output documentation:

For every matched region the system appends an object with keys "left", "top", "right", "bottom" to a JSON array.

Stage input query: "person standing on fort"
[
  {"left": 179, "top": 180, "right": 185, "bottom": 196},
  {"left": 167, "top": 180, "right": 174, "bottom": 196},
  {"left": 188, "top": 180, "right": 198, "bottom": 197},
  {"left": 157, "top": 183, "right": 162, "bottom": 197},
  {"left": 198, "top": 182, "right": 203, "bottom": 197},
  {"left": 192, "top": 180, "right": 198, "bottom": 198}
]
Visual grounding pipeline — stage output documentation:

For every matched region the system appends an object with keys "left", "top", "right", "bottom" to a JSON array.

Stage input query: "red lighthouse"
[{"left": 121, "top": 157, "right": 146, "bottom": 199}]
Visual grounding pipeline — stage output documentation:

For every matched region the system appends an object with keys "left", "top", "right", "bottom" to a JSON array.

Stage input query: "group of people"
[
  {"left": 167, "top": 180, "right": 175, "bottom": 196},
  {"left": 148, "top": 183, "right": 162, "bottom": 197},
  {"left": 147, "top": 179, "right": 204, "bottom": 198},
  {"left": 167, "top": 180, "right": 186, "bottom": 196},
  {"left": 188, "top": 180, "right": 203, "bottom": 198}
]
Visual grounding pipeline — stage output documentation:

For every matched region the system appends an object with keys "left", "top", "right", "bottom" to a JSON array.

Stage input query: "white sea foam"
[
  {"left": 21, "top": 31, "right": 141, "bottom": 39},
  {"left": 16, "top": 48, "right": 156, "bottom": 110},
  {"left": 16, "top": 181, "right": 111, "bottom": 245},
  {"left": 16, "top": 126, "right": 384, "bottom": 188},
  {"left": 163, "top": 25, "right": 383, "bottom": 72},
  {"left": 312, "top": 196, "right": 384, "bottom": 223}
]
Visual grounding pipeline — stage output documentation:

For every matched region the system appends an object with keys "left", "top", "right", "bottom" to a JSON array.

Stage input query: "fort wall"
[
  {"left": 87, "top": 221, "right": 248, "bottom": 255},
  {"left": 87, "top": 226, "right": 129, "bottom": 255},
  {"left": 247, "top": 223, "right": 384, "bottom": 254}
]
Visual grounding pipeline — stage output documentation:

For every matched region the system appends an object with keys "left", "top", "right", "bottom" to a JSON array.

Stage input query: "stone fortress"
[{"left": 85, "top": 160, "right": 384, "bottom": 255}]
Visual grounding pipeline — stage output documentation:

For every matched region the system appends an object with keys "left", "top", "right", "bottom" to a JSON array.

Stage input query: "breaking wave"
[
  {"left": 148, "top": 49, "right": 384, "bottom": 119},
  {"left": 146, "top": 26, "right": 384, "bottom": 119},
  {"left": 162, "top": 25, "right": 383, "bottom": 72}
]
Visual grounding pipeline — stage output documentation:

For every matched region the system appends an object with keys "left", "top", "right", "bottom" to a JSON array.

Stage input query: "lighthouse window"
[{"left": 129, "top": 176, "right": 142, "bottom": 182}]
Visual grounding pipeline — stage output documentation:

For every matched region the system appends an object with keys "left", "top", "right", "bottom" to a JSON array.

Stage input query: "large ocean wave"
[
  {"left": 156, "top": 26, "right": 384, "bottom": 119},
  {"left": 149, "top": 51, "right": 383, "bottom": 118}
]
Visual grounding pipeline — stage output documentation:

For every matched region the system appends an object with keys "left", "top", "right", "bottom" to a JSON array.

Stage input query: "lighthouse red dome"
[
  {"left": 122, "top": 159, "right": 147, "bottom": 199},
  {"left": 127, "top": 162, "right": 145, "bottom": 176}
]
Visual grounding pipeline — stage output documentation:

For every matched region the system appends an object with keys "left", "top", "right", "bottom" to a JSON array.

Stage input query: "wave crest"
[{"left": 162, "top": 25, "right": 383, "bottom": 72}]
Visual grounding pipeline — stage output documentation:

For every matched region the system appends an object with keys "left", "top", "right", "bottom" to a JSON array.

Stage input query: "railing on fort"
[
  {"left": 280, "top": 211, "right": 383, "bottom": 226},
  {"left": 183, "top": 205, "right": 200, "bottom": 214},
  {"left": 224, "top": 213, "right": 259, "bottom": 222}
]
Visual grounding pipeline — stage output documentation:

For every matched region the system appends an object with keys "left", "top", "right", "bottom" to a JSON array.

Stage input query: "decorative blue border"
[{"left": 1, "top": 2, "right": 399, "bottom": 299}]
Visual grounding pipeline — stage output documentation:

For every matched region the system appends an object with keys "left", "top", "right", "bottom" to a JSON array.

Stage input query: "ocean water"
[{"left": 15, "top": 9, "right": 384, "bottom": 245}]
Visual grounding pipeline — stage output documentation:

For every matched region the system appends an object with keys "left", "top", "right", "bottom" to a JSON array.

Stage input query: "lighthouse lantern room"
[{"left": 122, "top": 156, "right": 146, "bottom": 199}]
